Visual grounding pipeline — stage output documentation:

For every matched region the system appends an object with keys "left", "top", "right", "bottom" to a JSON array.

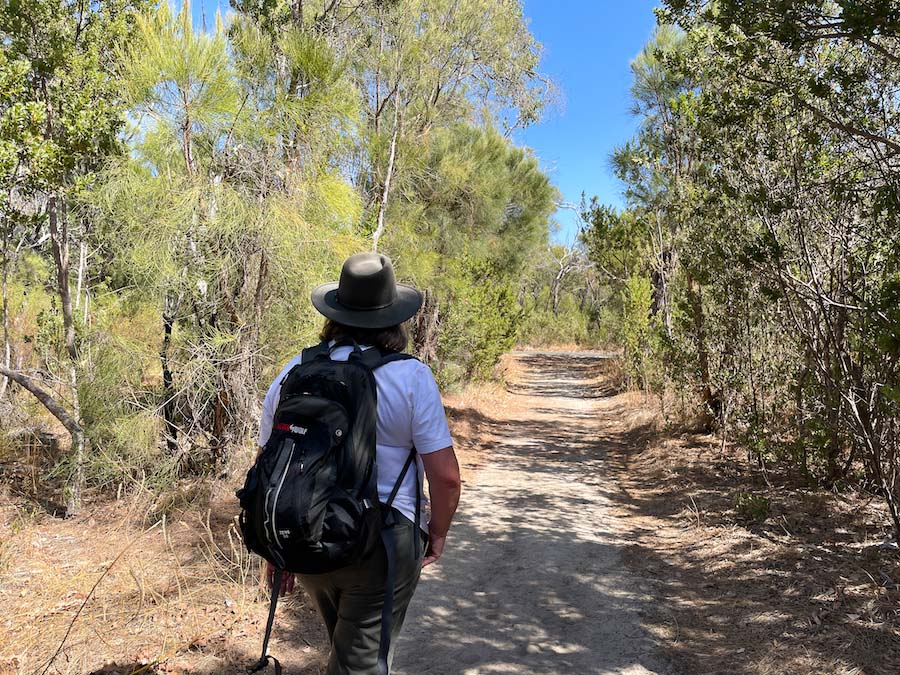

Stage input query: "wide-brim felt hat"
[{"left": 311, "top": 252, "right": 423, "bottom": 329}]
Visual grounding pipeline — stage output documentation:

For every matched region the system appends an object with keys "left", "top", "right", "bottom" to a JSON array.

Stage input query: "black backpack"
[{"left": 237, "top": 341, "right": 419, "bottom": 675}]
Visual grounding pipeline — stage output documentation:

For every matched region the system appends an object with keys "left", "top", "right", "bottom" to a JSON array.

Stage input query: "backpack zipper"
[{"left": 271, "top": 441, "right": 295, "bottom": 548}]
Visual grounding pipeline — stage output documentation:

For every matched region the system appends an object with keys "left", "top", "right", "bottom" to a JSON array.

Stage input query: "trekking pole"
[{"left": 248, "top": 568, "right": 284, "bottom": 675}]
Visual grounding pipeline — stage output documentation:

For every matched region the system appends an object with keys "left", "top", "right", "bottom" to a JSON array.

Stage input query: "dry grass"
[
  {"left": 0, "top": 380, "right": 506, "bottom": 675},
  {"left": 0, "top": 454, "right": 327, "bottom": 675},
  {"left": 603, "top": 396, "right": 900, "bottom": 675},
  {"left": 439, "top": 380, "right": 511, "bottom": 484}
]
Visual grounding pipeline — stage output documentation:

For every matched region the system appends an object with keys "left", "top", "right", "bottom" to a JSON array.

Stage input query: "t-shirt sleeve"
[
  {"left": 257, "top": 379, "right": 279, "bottom": 448},
  {"left": 410, "top": 362, "right": 453, "bottom": 454},
  {"left": 257, "top": 357, "right": 301, "bottom": 447}
]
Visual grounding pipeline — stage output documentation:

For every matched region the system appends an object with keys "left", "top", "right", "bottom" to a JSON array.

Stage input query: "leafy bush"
[
  {"left": 620, "top": 275, "right": 655, "bottom": 389},
  {"left": 436, "top": 257, "right": 522, "bottom": 384},
  {"left": 517, "top": 289, "right": 600, "bottom": 347},
  {"left": 734, "top": 492, "right": 771, "bottom": 523}
]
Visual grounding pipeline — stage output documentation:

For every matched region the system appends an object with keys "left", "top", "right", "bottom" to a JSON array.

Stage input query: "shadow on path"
[{"left": 394, "top": 353, "right": 671, "bottom": 675}]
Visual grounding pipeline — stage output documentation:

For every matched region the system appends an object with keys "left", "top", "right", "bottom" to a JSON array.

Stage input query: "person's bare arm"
[{"left": 421, "top": 446, "right": 461, "bottom": 567}]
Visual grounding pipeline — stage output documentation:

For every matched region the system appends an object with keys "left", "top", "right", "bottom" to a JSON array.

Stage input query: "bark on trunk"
[
  {"left": 0, "top": 228, "right": 10, "bottom": 399},
  {"left": 48, "top": 196, "right": 85, "bottom": 516},
  {"left": 372, "top": 96, "right": 401, "bottom": 252},
  {"left": 161, "top": 299, "right": 178, "bottom": 454}
]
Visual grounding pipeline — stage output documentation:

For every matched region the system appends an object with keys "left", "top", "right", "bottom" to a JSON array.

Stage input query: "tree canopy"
[
  {"left": 0, "top": 0, "right": 561, "bottom": 511},
  {"left": 582, "top": 2, "right": 900, "bottom": 539}
]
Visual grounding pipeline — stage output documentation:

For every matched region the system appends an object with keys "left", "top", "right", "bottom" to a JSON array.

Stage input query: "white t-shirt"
[{"left": 257, "top": 343, "right": 453, "bottom": 528}]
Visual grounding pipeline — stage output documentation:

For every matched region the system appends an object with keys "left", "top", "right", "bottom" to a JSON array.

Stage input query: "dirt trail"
[
  {"left": 394, "top": 352, "right": 671, "bottom": 675},
  {"left": 6, "top": 351, "right": 897, "bottom": 674},
  {"left": 0, "top": 351, "right": 672, "bottom": 675}
]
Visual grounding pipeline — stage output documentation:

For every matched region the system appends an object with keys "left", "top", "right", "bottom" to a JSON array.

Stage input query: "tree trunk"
[
  {"left": 203, "top": 250, "right": 268, "bottom": 465},
  {"left": 686, "top": 273, "right": 717, "bottom": 428},
  {"left": 795, "top": 363, "right": 810, "bottom": 477},
  {"left": 161, "top": 296, "right": 178, "bottom": 454},
  {"left": 0, "top": 363, "right": 86, "bottom": 513},
  {"left": 374, "top": 7, "right": 383, "bottom": 135},
  {"left": 652, "top": 211, "right": 673, "bottom": 338},
  {"left": 551, "top": 266, "right": 566, "bottom": 315},
  {"left": 181, "top": 103, "right": 195, "bottom": 179},
  {"left": 48, "top": 196, "right": 85, "bottom": 516},
  {"left": 0, "top": 227, "right": 10, "bottom": 400},
  {"left": 848, "top": 381, "right": 900, "bottom": 542},
  {"left": 0, "top": 365, "right": 84, "bottom": 434},
  {"left": 411, "top": 289, "right": 441, "bottom": 364},
  {"left": 372, "top": 98, "right": 400, "bottom": 252}
]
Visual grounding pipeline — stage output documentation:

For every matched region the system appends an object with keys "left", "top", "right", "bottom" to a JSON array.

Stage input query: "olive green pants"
[{"left": 298, "top": 511, "right": 425, "bottom": 675}]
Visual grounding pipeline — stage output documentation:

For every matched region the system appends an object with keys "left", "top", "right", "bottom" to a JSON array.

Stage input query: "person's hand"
[
  {"left": 265, "top": 561, "right": 295, "bottom": 596},
  {"left": 422, "top": 530, "right": 447, "bottom": 568}
]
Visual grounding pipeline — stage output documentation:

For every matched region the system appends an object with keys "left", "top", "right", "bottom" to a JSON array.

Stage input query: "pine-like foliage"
[
  {"left": 583, "top": 6, "right": 900, "bottom": 539},
  {"left": 0, "top": 0, "right": 561, "bottom": 501}
]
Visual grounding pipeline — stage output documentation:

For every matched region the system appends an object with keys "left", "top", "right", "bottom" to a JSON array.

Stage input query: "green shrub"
[
  {"left": 734, "top": 492, "right": 770, "bottom": 522},
  {"left": 621, "top": 275, "right": 655, "bottom": 388},
  {"left": 436, "top": 257, "right": 522, "bottom": 384},
  {"left": 517, "top": 290, "right": 601, "bottom": 347}
]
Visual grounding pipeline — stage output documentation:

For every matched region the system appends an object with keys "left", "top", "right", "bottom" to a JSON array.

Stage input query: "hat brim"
[{"left": 310, "top": 282, "right": 423, "bottom": 329}]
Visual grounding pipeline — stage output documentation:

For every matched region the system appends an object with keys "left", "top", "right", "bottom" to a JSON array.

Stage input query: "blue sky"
[
  {"left": 517, "top": 1, "right": 660, "bottom": 243},
  {"left": 191, "top": 1, "right": 660, "bottom": 244}
]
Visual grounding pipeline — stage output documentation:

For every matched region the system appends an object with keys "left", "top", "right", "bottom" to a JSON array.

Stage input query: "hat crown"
[
  {"left": 336, "top": 253, "right": 398, "bottom": 311},
  {"left": 310, "top": 252, "right": 422, "bottom": 329}
]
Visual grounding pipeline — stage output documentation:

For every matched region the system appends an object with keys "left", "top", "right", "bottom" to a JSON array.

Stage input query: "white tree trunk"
[
  {"left": 66, "top": 362, "right": 85, "bottom": 516},
  {"left": 75, "top": 240, "right": 86, "bottom": 311},
  {"left": 372, "top": 97, "right": 401, "bottom": 252},
  {"left": 0, "top": 232, "right": 10, "bottom": 400},
  {"left": 48, "top": 196, "right": 85, "bottom": 516}
]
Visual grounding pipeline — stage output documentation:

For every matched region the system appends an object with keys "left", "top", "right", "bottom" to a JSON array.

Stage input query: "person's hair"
[{"left": 320, "top": 319, "right": 409, "bottom": 352}]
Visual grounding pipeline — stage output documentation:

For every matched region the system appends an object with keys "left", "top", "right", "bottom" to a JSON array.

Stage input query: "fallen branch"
[{"left": 0, "top": 365, "right": 82, "bottom": 436}]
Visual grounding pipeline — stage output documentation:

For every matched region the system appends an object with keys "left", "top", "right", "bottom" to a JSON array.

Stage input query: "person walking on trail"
[{"left": 256, "top": 252, "right": 462, "bottom": 674}]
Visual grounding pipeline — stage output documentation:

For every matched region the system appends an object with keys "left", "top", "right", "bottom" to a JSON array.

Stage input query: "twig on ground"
[
  {"left": 668, "top": 609, "right": 680, "bottom": 644},
  {"left": 688, "top": 494, "right": 702, "bottom": 528},
  {"left": 33, "top": 520, "right": 163, "bottom": 675},
  {"left": 780, "top": 515, "right": 794, "bottom": 538}
]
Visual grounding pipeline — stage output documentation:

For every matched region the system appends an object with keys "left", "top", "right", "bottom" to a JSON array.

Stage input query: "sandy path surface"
[{"left": 394, "top": 352, "right": 672, "bottom": 675}]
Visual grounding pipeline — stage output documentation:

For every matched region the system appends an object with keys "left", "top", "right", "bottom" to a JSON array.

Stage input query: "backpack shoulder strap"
[
  {"left": 377, "top": 447, "right": 419, "bottom": 675},
  {"left": 373, "top": 351, "right": 419, "bottom": 370},
  {"left": 278, "top": 342, "right": 330, "bottom": 400},
  {"left": 300, "top": 340, "right": 330, "bottom": 365},
  {"left": 353, "top": 348, "right": 418, "bottom": 371}
]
